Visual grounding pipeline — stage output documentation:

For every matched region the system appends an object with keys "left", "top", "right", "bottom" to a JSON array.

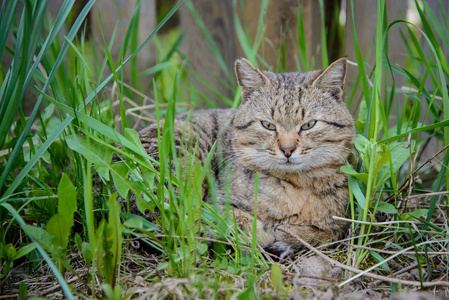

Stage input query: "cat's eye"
[
  {"left": 301, "top": 120, "right": 316, "bottom": 131},
  {"left": 261, "top": 121, "right": 276, "bottom": 131}
]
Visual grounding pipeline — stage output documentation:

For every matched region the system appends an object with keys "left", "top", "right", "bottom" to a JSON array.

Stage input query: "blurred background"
[{"left": 4, "top": 0, "right": 443, "bottom": 106}]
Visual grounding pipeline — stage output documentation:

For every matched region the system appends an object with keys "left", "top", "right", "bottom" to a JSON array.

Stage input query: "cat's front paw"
[
  {"left": 263, "top": 241, "right": 296, "bottom": 257},
  {"left": 231, "top": 208, "right": 276, "bottom": 248}
]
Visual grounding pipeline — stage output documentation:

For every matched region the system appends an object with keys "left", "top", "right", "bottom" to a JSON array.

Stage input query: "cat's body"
[{"left": 138, "top": 58, "right": 355, "bottom": 255}]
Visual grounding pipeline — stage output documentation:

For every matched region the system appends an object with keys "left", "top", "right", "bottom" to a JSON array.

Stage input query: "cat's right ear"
[{"left": 235, "top": 58, "right": 269, "bottom": 89}]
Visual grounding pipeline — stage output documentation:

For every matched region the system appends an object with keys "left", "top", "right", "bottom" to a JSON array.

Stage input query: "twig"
[
  {"left": 16, "top": 273, "right": 87, "bottom": 298},
  {"left": 0, "top": 138, "right": 61, "bottom": 158},
  {"left": 0, "top": 295, "right": 19, "bottom": 299},
  {"left": 277, "top": 227, "right": 449, "bottom": 288},
  {"left": 130, "top": 233, "right": 279, "bottom": 263},
  {"left": 369, "top": 262, "right": 419, "bottom": 288},
  {"left": 400, "top": 86, "right": 444, "bottom": 101},
  {"left": 333, "top": 216, "right": 421, "bottom": 233},
  {"left": 347, "top": 59, "right": 374, "bottom": 88},
  {"left": 404, "top": 204, "right": 449, "bottom": 210},
  {"left": 385, "top": 143, "right": 449, "bottom": 203},
  {"left": 342, "top": 243, "right": 449, "bottom": 255},
  {"left": 333, "top": 216, "right": 418, "bottom": 227},
  {"left": 110, "top": 79, "right": 155, "bottom": 103},
  {"left": 406, "top": 191, "right": 449, "bottom": 199}
]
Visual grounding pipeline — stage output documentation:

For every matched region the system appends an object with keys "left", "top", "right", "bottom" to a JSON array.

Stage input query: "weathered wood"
[
  {"left": 420, "top": 0, "right": 449, "bottom": 161},
  {"left": 179, "top": 0, "right": 236, "bottom": 106},
  {"left": 90, "top": 0, "right": 156, "bottom": 90},
  {"left": 179, "top": 0, "right": 347, "bottom": 105},
  {"left": 235, "top": 0, "right": 323, "bottom": 72},
  {"left": 343, "top": 0, "right": 408, "bottom": 113}
]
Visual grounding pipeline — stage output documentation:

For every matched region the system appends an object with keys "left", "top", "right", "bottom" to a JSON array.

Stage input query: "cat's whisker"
[{"left": 133, "top": 57, "right": 356, "bottom": 255}]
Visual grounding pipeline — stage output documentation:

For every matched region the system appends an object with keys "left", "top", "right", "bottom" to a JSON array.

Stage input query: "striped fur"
[{"left": 137, "top": 58, "right": 355, "bottom": 255}]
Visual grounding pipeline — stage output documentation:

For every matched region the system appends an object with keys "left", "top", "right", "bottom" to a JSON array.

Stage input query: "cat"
[{"left": 137, "top": 57, "right": 355, "bottom": 256}]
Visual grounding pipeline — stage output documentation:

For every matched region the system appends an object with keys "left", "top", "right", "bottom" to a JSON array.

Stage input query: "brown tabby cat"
[{"left": 137, "top": 57, "right": 355, "bottom": 255}]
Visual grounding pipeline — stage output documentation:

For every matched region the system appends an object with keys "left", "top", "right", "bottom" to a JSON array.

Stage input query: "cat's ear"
[
  {"left": 235, "top": 58, "right": 269, "bottom": 89},
  {"left": 312, "top": 57, "right": 347, "bottom": 102}
]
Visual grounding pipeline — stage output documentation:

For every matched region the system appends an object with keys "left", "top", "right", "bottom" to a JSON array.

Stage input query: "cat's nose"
[{"left": 281, "top": 146, "right": 296, "bottom": 158}]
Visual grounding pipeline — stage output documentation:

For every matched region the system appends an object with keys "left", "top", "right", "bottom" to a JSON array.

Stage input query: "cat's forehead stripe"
[{"left": 271, "top": 72, "right": 307, "bottom": 126}]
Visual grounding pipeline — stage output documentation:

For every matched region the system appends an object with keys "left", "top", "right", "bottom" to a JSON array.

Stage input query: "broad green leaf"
[
  {"left": 140, "top": 193, "right": 157, "bottom": 214},
  {"left": 124, "top": 128, "right": 147, "bottom": 156},
  {"left": 348, "top": 174, "right": 366, "bottom": 208},
  {"left": 40, "top": 104, "right": 56, "bottom": 128},
  {"left": 237, "top": 282, "right": 257, "bottom": 300},
  {"left": 373, "top": 143, "right": 390, "bottom": 177},
  {"left": 22, "top": 224, "right": 64, "bottom": 257},
  {"left": 67, "top": 134, "right": 147, "bottom": 213},
  {"left": 369, "top": 251, "right": 390, "bottom": 271},
  {"left": 376, "top": 141, "right": 412, "bottom": 188},
  {"left": 197, "top": 243, "right": 208, "bottom": 256},
  {"left": 46, "top": 213, "right": 73, "bottom": 249},
  {"left": 270, "top": 263, "right": 285, "bottom": 296},
  {"left": 354, "top": 134, "right": 371, "bottom": 169},
  {"left": 106, "top": 194, "right": 123, "bottom": 263},
  {"left": 375, "top": 201, "right": 397, "bottom": 214},
  {"left": 58, "top": 173, "right": 77, "bottom": 218},
  {"left": 66, "top": 134, "right": 113, "bottom": 181},
  {"left": 101, "top": 284, "right": 122, "bottom": 300},
  {"left": 341, "top": 165, "right": 369, "bottom": 184},
  {"left": 13, "top": 243, "right": 36, "bottom": 260},
  {"left": 121, "top": 213, "right": 160, "bottom": 231},
  {"left": 354, "top": 135, "right": 391, "bottom": 183},
  {"left": 2, "top": 243, "right": 16, "bottom": 261},
  {"left": 19, "top": 281, "right": 27, "bottom": 300},
  {"left": 74, "top": 233, "right": 83, "bottom": 254},
  {"left": 400, "top": 209, "right": 429, "bottom": 221},
  {"left": 123, "top": 217, "right": 143, "bottom": 230},
  {"left": 355, "top": 100, "right": 368, "bottom": 133},
  {"left": 141, "top": 168, "right": 156, "bottom": 190},
  {"left": 110, "top": 161, "right": 132, "bottom": 198}
]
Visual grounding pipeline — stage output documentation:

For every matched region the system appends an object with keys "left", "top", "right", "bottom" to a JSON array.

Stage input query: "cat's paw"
[
  {"left": 263, "top": 241, "right": 296, "bottom": 258},
  {"left": 230, "top": 208, "right": 276, "bottom": 247}
]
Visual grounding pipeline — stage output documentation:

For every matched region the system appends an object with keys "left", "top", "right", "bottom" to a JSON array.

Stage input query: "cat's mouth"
[{"left": 279, "top": 158, "right": 299, "bottom": 165}]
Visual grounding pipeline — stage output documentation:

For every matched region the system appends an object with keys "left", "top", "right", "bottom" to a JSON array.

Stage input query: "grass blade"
[
  {"left": 1, "top": 203, "right": 75, "bottom": 300},
  {"left": 3, "top": 0, "right": 183, "bottom": 199}
]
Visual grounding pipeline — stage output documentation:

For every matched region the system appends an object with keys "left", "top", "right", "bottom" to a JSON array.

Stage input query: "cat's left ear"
[
  {"left": 235, "top": 58, "right": 269, "bottom": 89},
  {"left": 312, "top": 57, "right": 347, "bottom": 102}
]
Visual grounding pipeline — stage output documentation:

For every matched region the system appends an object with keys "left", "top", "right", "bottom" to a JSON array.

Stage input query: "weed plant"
[{"left": 0, "top": 0, "right": 449, "bottom": 298}]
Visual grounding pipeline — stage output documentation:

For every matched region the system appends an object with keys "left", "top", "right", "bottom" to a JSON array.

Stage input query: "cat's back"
[{"left": 138, "top": 108, "right": 236, "bottom": 162}]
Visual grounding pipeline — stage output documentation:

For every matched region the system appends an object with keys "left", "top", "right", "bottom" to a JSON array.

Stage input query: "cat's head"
[{"left": 232, "top": 58, "right": 355, "bottom": 175}]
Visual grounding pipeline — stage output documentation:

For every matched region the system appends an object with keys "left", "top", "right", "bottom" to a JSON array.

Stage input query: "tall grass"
[{"left": 1, "top": 0, "right": 449, "bottom": 298}]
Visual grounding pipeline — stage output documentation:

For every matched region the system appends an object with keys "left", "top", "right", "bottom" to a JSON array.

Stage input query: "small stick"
[
  {"left": 342, "top": 243, "right": 449, "bottom": 256},
  {"left": 136, "top": 234, "right": 280, "bottom": 262},
  {"left": 400, "top": 86, "right": 444, "bottom": 101},
  {"left": 406, "top": 190, "right": 449, "bottom": 199},
  {"left": 385, "top": 143, "right": 449, "bottom": 203},
  {"left": 18, "top": 273, "right": 87, "bottom": 298},
  {"left": 369, "top": 262, "right": 419, "bottom": 288},
  {"left": 278, "top": 227, "right": 449, "bottom": 288}
]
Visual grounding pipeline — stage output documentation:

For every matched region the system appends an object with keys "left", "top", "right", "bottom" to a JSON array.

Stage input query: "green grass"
[{"left": 1, "top": 0, "right": 449, "bottom": 298}]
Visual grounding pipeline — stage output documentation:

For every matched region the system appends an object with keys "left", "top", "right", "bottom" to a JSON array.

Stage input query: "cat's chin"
[
  {"left": 270, "top": 156, "right": 343, "bottom": 174},
  {"left": 274, "top": 161, "right": 310, "bottom": 173},
  {"left": 265, "top": 161, "right": 343, "bottom": 179}
]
